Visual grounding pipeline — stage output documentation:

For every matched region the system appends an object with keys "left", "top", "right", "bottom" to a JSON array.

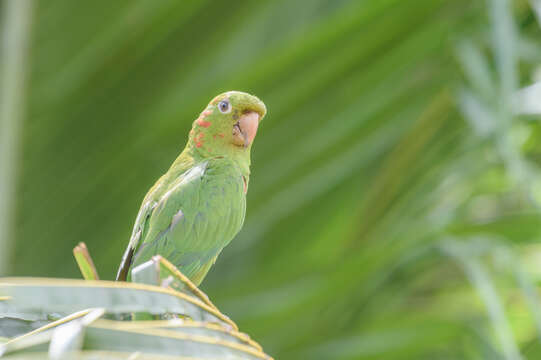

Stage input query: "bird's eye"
[{"left": 218, "top": 100, "right": 231, "bottom": 114}]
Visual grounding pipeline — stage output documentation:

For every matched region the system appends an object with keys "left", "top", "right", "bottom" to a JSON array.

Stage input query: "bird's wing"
[
  {"left": 131, "top": 158, "right": 246, "bottom": 283},
  {"left": 116, "top": 155, "right": 196, "bottom": 281},
  {"left": 115, "top": 194, "right": 159, "bottom": 281}
]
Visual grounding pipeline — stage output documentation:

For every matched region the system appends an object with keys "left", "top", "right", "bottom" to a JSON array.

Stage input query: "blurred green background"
[{"left": 2, "top": 0, "right": 541, "bottom": 358}]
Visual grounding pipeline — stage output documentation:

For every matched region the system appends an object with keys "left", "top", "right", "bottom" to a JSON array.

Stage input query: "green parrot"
[{"left": 116, "top": 91, "right": 266, "bottom": 285}]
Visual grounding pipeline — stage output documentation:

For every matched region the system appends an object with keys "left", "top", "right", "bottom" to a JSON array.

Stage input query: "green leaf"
[
  {"left": 1, "top": 309, "right": 95, "bottom": 356},
  {"left": 97, "top": 319, "right": 263, "bottom": 351},
  {"left": 131, "top": 256, "right": 217, "bottom": 311},
  {"left": 83, "top": 321, "right": 271, "bottom": 360},
  {"left": 1, "top": 310, "right": 271, "bottom": 359},
  {"left": 0, "top": 278, "right": 236, "bottom": 330},
  {"left": 1, "top": 350, "right": 198, "bottom": 359},
  {"left": 73, "top": 242, "right": 100, "bottom": 281},
  {"left": 0, "top": 317, "right": 48, "bottom": 339}
]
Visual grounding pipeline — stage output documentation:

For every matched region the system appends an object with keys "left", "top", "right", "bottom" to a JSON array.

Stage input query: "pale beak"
[{"left": 233, "top": 111, "right": 260, "bottom": 148}]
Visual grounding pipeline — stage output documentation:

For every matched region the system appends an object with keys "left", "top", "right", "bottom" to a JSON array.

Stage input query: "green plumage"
[{"left": 116, "top": 91, "right": 266, "bottom": 285}]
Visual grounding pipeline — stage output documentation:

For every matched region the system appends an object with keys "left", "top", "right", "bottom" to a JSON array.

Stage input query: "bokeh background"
[{"left": 2, "top": 0, "right": 541, "bottom": 358}]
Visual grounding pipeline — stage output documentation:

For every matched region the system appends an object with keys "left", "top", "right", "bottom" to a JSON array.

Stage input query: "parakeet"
[{"left": 115, "top": 91, "right": 266, "bottom": 285}]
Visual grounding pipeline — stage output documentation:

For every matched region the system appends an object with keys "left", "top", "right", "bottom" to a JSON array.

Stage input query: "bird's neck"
[{"left": 172, "top": 140, "right": 251, "bottom": 180}]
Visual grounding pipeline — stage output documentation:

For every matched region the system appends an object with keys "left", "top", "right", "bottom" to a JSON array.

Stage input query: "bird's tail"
[{"left": 115, "top": 246, "right": 134, "bottom": 281}]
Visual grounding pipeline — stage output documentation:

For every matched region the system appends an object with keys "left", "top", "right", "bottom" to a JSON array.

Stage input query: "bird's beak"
[
  {"left": 233, "top": 111, "right": 260, "bottom": 148},
  {"left": 231, "top": 95, "right": 266, "bottom": 148}
]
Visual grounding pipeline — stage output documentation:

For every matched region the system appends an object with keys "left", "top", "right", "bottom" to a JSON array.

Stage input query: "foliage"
[
  {"left": 1, "top": 0, "right": 541, "bottom": 359},
  {"left": 0, "top": 254, "right": 271, "bottom": 359}
]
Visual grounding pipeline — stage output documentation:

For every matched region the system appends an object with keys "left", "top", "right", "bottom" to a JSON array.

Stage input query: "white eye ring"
[{"left": 218, "top": 100, "right": 232, "bottom": 114}]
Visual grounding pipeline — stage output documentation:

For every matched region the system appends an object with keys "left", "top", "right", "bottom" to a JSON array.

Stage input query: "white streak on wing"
[
  {"left": 159, "top": 161, "right": 208, "bottom": 204},
  {"left": 128, "top": 229, "right": 142, "bottom": 248},
  {"left": 171, "top": 209, "right": 184, "bottom": 229}
]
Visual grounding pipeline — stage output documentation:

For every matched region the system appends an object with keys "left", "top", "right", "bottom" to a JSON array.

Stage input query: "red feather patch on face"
[
  {"left": 195, "top": 132, "right": 205, "bottom": 148},
  {"left": 197, "top": 118, "right": 212, "bottom": 128},
  {"left": 196, "top": 109, "right": 213, "bottom": 128}
]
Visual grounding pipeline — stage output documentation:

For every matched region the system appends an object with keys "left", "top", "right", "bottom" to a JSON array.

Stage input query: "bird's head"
[{"left": 189, "top": 91, "right": 266, "bottom": 157}]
